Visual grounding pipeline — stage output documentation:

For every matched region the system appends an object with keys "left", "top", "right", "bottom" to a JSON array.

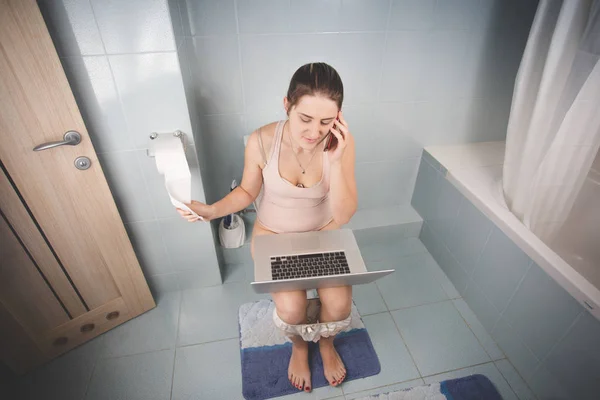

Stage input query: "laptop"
[{"left": 251, "top": 229, "right": 394, "bottom": 294}]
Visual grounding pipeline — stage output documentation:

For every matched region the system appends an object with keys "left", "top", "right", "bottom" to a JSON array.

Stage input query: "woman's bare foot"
[
  {"left": 319, "top": 338, "right": 346, "bottom": 386},
  {"left": 289, "top": 340, "right": 312, "bottom": 392}
]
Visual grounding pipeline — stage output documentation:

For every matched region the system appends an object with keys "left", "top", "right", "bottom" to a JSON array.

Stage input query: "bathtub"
[{"left": 425, "top": 142, "right": 600, "bottom": 321}]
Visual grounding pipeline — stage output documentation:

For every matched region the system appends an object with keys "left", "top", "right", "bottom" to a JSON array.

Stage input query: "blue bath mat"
[
  {"left": 352, "top": 374, "right": 503, "bottom": 399},
  {"left": 238, "top": 299, "right": 380, "bottom": 400}
]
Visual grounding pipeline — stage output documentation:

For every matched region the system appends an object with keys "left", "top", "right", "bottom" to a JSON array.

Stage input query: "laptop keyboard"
[{"left": 270, "top": 251, "right": 350, "bottom": 280}]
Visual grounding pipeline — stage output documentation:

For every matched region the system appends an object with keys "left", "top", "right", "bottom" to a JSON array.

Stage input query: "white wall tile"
[
  {"left": 339, "top": 0, "right": 390, "bottom": 32},
  {"left": 61, "top": 56, "right": 133, "bottom": 153},
  {"left": 236, "top": 0, "right": 291, "bottom": 34},
  {"left": 91, "top": 0, "right": 176, "bottom": 54},
  {"left": 184, "top": 36, "right": 243, "bottom": 115},
  {"left": 289, "top": 0, "right": 341, "bottom": 33},
  {"left": 108, "top": 52, "right": 192, "bottom": 149},
  {"left": 179, "top": 0, "right": 237, "bottom": 36},
  {"left": 388, "top": 0, "right": 435, "bottom": 30},
  {"left": 38, "top": 0, "right": 105, "bottom": 56},
  {"left": 356, "top": 158, "right": 419, "bottom": 209},
  {"left": 432, "top": 0, "right": 481, "bottom": 30}
]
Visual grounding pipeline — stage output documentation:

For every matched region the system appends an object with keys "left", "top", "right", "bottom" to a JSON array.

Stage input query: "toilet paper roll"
[{"left": 153, "top": 134, "right": 204, "bottom": 221}]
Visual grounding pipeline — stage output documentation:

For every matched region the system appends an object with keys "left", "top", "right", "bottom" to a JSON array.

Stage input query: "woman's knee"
[
  {"left": 272, "top": 291, "right": 308, "bottom": 325},
  {"left": 318, "top": 286, "right": 352, "bottom": 320}
]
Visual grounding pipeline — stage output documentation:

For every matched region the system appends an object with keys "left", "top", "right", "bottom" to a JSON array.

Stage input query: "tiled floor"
[{"left": 11, "top": 234, "right": 534, "bottom": 400}]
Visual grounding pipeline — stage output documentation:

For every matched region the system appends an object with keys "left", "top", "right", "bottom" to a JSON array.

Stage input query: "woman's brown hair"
[{"left": 286, "top": 62, "right": 344, "bottom": 112}]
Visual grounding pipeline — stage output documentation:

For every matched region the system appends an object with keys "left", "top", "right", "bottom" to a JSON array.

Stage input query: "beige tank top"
[{"left": 256, "top": 120, "right": 333, "bottom": 233}]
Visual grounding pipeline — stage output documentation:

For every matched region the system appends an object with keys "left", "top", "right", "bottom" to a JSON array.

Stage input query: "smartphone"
[{"left": 324, "top": 117, "right": 340, "bottom": 152}]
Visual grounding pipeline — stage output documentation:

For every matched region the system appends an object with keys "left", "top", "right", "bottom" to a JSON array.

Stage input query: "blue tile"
[
  {"left": 100, "top": 292, "right": 180, "bottom": 358},
  {"left": 356, "top": 159, "right": 419, "bottom": 210},
  {"left": 502, "top": 263, "right": 583, "bottom": 361},
  {"left": 376, "top": 253, "right": 449, "bottom": 310},
  {"left": 471, "top": 228, "right": 532, "bottom": 313},
  {"left": 352, "top": 283, "right": 387, "bottom": 316},
  {"left": 411, "top": 158, "right": 439, "bottom": 221},
  {"left": 494, "top": 359, "right": 537, "bottom": 400},
  {"left": 237, "top": 0, "right": 290, "bottom": 34},
  {"left": 339, "top": 0, "right": 390, "bottom": 32},
  {"left": 15, "top": 335, "right": 104, "bottom": 400},
  {"left": 423, "top": 362, "right": 517, "bottom": 400},
  {"left": 289, "top": 0, "right": 341, "bottom": 33},
  {"left": 528, "top": 364, "right": 571, "bottom": 400},
  {"left": 147, "top": 273, "right": 181, "bottom": 296},
  {"left": 428, "top": 175, "right": 462, "bottom": 241},
  {"left": 445, "top": 199, "right": 493, "bottom": 276},
  {"left": 420, "top": 252, "right": 461, "bottom": 299},
  {"left": 345, "top": 379, "right": 425, "bottom": 399},
  {"left": 38, "top": 0, "right": 105, "bottom": 56},
  {"left": 177, "top": 282, "right": 268, "bottom": 346},
  {"left": 86, "top": 350, "right": 174, "bottom": 400},
  {"left": 184, "top": 36, "right": 244, "bottom": 114},
  {"left": 342, "top": 313, "right": 420, "bottom": 394},
  {"left": 179, "top": 0, "right": 237, "bottom": 36},
  {"left": 91, "top": 0, "right": 176, "bottom": 53},
  {"left": 159, "top": 217, "right": 221, "bottom": 282},
  {"left": 432, "top": 238, "right": 469, "bottom": 296},
  {"left": 354, "top": 224, "right": 408, "bottom": 248},
  {"left": 125, "top": 220, "right": 172, "bottom": 275},
  {"left": 60, "top": 56, "right": 133, "bottom": 153},
  {"left": 543, "top": 310, "right": 600, "bottom": 399},
  {"left": 432, "top": 0, "right": 481, "bottom": 30},
  {"left": 421, "top": 150, "right": 444, "bottom": 173},
  {"left": 98, "top": 151, "right": 155, "bottom": 223},
  {"left": 388, "top": 0, "right": 435, "bottom": 30},
  {"left": 392, "top": 301, "right": 490, "bottom": 376},
  {"left": 333, "top": 33, "right": 385, "bottom": 104},
  {"left": 223, "top": 262, "right": 254, "bottom": 284},
  {"left": 172, "top": 339, "right": 243, "bottom": 400},
  {"left": 491, "top": 317, "right": 540, "bottom": 382},
  {"left": 463, "top": 279, "right": 501, "bottom": 335},
  {"left": 452, "top": 299, "right": 504, "bottom": 361},
  {"left": 379, "top": 31, "right": 427, "bottom": 103},
  {"left": 108, "top": 53, "right": 192, "bottom": 149},
  {"left": 359, "top": 237, "right": 428, "bottom": 263}
]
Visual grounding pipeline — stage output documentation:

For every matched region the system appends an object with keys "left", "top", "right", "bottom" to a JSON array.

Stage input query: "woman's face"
[{"left": 284, "top": 95, "right": 339, "bottom": 150}]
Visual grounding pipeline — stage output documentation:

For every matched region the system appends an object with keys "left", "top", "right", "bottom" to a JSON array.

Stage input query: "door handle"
[{"left": 33, "top": 131, "right": 81, "bottom": 151}]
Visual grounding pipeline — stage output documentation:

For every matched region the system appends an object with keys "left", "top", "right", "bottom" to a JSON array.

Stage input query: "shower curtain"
[{"left": 503, "top": 0, "right": 600, "bottom": 243}]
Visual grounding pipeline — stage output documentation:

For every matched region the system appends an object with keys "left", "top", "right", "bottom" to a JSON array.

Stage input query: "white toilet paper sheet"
[{"left": 153, "top": 134, "right": 204, "bottom": 221}]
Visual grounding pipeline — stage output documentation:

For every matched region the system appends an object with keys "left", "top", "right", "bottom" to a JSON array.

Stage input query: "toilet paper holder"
[{"left": 146, "top": 130, "right": 186, "bottom": 157}]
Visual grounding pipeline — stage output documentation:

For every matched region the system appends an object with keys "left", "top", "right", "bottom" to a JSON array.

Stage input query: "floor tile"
[
  {"left": 178, "top": 281, "right": 269, "bottom": 346},
  {"left": 422, "top": 362, "right": 517, "bottom": 400},
  {"left": 491, "top": 317, "right": 540, "bottom": 382},
  {"left": 100, "top": 291, "right": 180, "bottom": 358},
  {"left": 276, "top": 385, "right": 342, "bottom": 399},
  {"left": 344, "top": 378, "right": 425, "bottom": 399},
  {"left": 15, "top": 335, "right": 105, "bottom": 400},
  {"left": 223, "top": 262, "right": 254, "bottom": 284},
  {"left": 352, "top": 283, "right": 387, "bottom": 316},
  {"left": 453, "top": 299, "right": 504, "bottom": 360},
  {"left": 494, "top": 359, "right": 537, "bottom": 400},
  {"left": 86, "top": 350, "right": 174, "bottom": 400},
  {"left": 172, "top": 339, "right": 243, "bottom": 400},
  {"left": 391, "top": 301, "right": 490, "bottom": 376},
  {"left": 376, "top": 253, "right": 449, "bottom": 310},
  {"left": 420, "top": 252, "right": 461, "bottom": 299},
  {"left": 342, "top": 313, "right": 420, "bottom": 395}
]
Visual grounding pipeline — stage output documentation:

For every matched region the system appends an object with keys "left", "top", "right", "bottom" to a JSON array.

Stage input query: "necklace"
[{"left": 286, "top": 122, "right": 318, "bottom": 174}]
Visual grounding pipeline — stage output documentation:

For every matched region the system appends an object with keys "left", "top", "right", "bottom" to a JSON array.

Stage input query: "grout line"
[
  {"left": 537, "top": 309, "right": 584, "bottom": 367},
  {"left": 170, "top": 291, "right": 184, "bottom": 400},
  {"left": 388, "top": 311, "right": 423, "bottom": 378},
  {"left": 498, "top": 259, "right": 533, "bottom": 316},
  {"left": 467, "top": 225, "right": 493, "bottom": 281},
  {"left": 494, "top": 358, "right": 540, "bottom": 400},
  {"left": 176, "top": 335, "right": 239, "bottom": 350},
  {"left": 233, "top": 0, "right": 247, "bottom": 117},
  {"left": 420, "top": 358, "right": 509, "bottom": 382},
  {"left": 82, "top": 355, "right": 100, "bottom": 399}
]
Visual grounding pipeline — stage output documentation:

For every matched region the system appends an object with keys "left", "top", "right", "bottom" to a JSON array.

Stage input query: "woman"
[{"left": 178, "top": 62, "right": 357, "bottom": 393}]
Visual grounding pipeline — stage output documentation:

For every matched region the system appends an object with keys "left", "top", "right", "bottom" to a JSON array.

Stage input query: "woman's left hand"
[{"left": 327, "top": 111, "right": 351, "bottom": 165}]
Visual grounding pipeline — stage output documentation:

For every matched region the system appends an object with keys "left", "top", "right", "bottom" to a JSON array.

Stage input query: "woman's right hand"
[{"left": 176, "top": 200, "right": 217, "bottom": 222}]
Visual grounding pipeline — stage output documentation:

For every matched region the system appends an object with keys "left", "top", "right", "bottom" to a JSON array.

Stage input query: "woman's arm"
[
  {"left": 179, "top": 131, "right": 264, "bottom": 222},
  {"left": 328, "top": 115, "right": 358, "bottom": 225}
]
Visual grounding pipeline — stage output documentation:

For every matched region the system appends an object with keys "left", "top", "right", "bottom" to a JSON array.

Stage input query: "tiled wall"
[
  {"left": 413, "top": 151, "right": 600, "bottom": 400},
  {"left": 38, "top": 0, "right": 222, "bottom": 294},
  {"left": 170, "top": 0, "right": 537, "bottom": 208}
]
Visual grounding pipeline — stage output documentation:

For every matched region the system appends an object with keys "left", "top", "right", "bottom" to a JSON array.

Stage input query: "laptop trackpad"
[{"left": 291, "top": 236, "right": 320, "bottom": 252}]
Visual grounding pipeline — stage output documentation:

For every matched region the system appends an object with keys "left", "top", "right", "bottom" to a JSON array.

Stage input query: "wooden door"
[{"left": 0, "top": 0, "right": 155, "bottom": 374}]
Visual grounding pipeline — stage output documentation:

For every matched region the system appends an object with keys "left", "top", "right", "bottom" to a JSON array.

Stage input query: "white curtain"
[{"left": 503, "top": 0, "right": 600, "bottom": 243}]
